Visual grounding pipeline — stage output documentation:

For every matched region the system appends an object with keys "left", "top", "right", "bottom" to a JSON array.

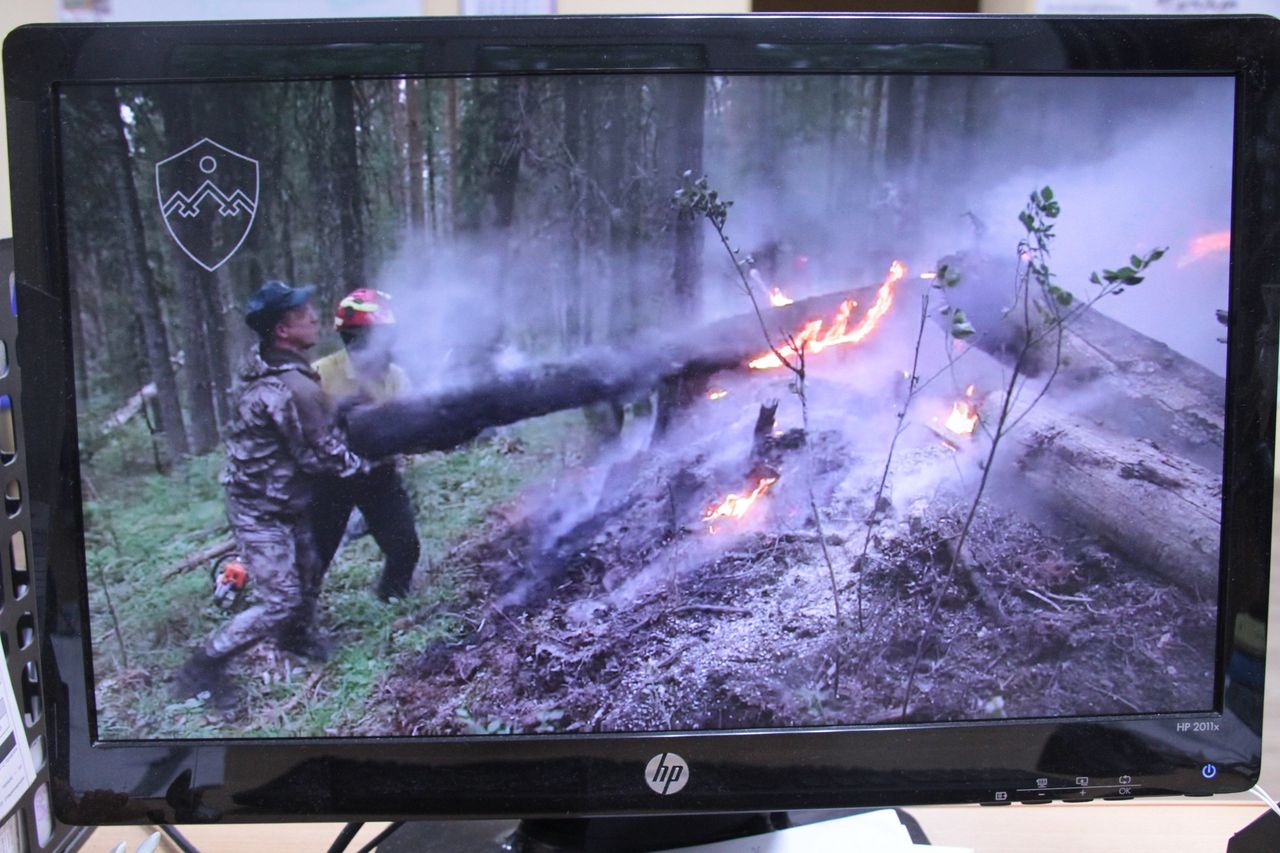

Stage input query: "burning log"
[
  {"left": 346, "top": 277, "right": 907, "bottom": 458},
  {"left": 747, "top": 261, "right": 905, "bottom": 370}
]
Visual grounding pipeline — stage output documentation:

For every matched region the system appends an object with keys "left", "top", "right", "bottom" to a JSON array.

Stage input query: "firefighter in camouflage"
[
  {"left": 311, "top": 288, "right": 421, "bottom": 601},
  {"left": 172, "top": 281, "right": 371, "bottom": 708}
]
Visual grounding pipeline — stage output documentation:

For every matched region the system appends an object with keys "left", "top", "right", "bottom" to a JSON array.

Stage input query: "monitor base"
[{"left": 374, "top": 809, "right": 929, "bottom": 852}]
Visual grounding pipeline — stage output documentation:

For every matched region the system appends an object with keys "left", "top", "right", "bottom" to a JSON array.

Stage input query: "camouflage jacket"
[{"left": 222, "top": 346, "right": 367, "bottom": 517}]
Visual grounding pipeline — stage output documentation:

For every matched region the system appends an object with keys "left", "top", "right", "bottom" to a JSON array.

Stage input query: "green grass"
[{"left": 86, "top": 410, "right": 593, "bottom": 739}]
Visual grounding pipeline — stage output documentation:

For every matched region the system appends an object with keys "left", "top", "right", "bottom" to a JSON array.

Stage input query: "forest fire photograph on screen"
[{"left": 59, "top": 73, "right": 1231, "bottom": 740}]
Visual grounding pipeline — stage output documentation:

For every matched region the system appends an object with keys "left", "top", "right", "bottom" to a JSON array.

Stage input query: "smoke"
[
  {"left": 968, "top": 77, "right": 1234, "bottom": 376},
  {"left": 688, "top": 76, "right": 1234, "bottom": 379},
  {"left": 352, "top": 72, "right": 1231, "bottom": 535}
]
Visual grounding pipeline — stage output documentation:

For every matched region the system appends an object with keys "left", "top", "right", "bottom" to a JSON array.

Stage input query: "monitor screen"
[{"left": 5, "top": 14, "right": 1278, "bottom": 824}]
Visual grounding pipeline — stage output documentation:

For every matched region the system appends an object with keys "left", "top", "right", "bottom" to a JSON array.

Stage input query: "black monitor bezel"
[{"left": 4, "top": 13, "right": 1277, "bottom": 824}]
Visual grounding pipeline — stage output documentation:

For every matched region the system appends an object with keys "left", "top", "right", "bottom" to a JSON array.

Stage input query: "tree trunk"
[
  {"left": 406, "top": 78, "right": 426, "bottom": 231},
  {"left": 606, "top": 79, "right": 636, "bottom": 343},
  {"left": 447, "top": 78, "right": 459, "bottom": 236},
  {"left": 159, "top": 93, "right": 220, "bottom": 454},
  {"left": 424, "top": 80, "right": 438, "bottom": 236},
  {"left": 332, "top": 78, "right": 365, "bottom": 286},
  {"left": 490, "top": 78, "right": 524, "bottom": 229},
  {"left": 668, "top": 76, "right": 705, "bottom": 316},
  {"left": 107, "top": 92, "right": 189, "bottom": 465},
  {"left": 562, "top": 77, "right": 586, "bottom": 348},
  {"left": 69, "top": 259, "right": 92, "bottom": 406}
]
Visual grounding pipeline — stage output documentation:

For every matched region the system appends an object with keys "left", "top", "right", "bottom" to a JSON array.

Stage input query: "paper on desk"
[
  {"left": 0, "top": 661, "right": 34, "bottom": 821},
  {"left": 662, "top": 809, "right": 973, "bottom": 852}
]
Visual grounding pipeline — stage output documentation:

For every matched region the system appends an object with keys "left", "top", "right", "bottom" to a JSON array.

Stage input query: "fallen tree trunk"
[
  {"left": 1055, "top": 307, "right": 1224, "bottom": 472},
  {"left": 1006, "top": 408, "right": 1220, "bottom": 598},
  {"left": 346, "top": 281, "right": 894, "bottom": 458},
  {"left": 936, "top": 252, "right": 1224, "bottom": 468}
]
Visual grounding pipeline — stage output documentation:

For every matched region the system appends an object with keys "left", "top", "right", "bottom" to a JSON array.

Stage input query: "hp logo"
[{"left": 645, "top": 752, "right": 689, "bottom": 795}]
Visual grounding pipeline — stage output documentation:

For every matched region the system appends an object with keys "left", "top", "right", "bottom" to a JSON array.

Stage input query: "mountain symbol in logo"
[{"left": 156, "top": 138, "right": 259, "bottom": 272}]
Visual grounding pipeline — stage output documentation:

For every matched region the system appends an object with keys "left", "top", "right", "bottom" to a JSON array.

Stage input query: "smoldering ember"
[{"left": 321, "top": 256, "right": 1220, "bottom": 736}]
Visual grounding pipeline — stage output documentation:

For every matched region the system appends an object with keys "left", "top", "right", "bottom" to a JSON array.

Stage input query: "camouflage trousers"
[{"left": 204, "top": 497, "right": 323, "bottom": 659}]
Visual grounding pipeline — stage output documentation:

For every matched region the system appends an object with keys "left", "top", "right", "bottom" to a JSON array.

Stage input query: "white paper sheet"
[
  {"left": 0, "top": 662, "right": 34, "bottom": 823},
  {"left": 662, "top": 810, "right": 973, "bottom": 853}
]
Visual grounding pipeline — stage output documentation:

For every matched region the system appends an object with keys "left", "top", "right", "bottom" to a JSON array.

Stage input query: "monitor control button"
[{"left": 1201, "top": 763, "right": 1218, "bottom": 780}]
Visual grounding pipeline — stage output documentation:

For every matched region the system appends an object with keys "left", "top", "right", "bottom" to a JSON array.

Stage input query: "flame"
[
  {"left": 749, "top": 261, "right": 906, "bottom": 370},
  {"left": 965, "top": 384, "right": 976, "bottom": 397},
  {"left": 944, "top": 400, "right": 979, "bottom": 435},
  {"left": 1178, "top": 230, "right": 1230, "bottom": 267},
  {"left": 707, "top": 389, "right": 728, "bottom": 400},
  {"left": 920, "top": 272, "right": 937, "bottom": 280},
  {"left": 703, "top": 476, "right": 779, "bottom": 528},
  {"left": 769, "top": 288, "right": 794, "bottom": 307}
]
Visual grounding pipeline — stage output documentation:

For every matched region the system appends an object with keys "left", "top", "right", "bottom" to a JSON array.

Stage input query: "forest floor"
[
  {"left": 363, "top": 424, "right": 1217, "bottom": 737},
  {"left": 87, "top": 387, "right": 1217, "bottom": 740}
]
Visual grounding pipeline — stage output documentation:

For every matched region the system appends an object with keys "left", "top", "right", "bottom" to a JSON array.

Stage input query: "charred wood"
[
  {"left": 346, "top": 352, "right": 668, "bottom": 458},
  {"left": 750, "top": 400, "right": 779, "bottom": 462}
]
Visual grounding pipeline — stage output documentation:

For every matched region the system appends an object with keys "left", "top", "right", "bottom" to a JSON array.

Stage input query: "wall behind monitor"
[
  {"left": 2, "top": 0, "right": 781, "bottom": 239},
  {"left": 1, "top": 0, "right": 55, "bottom": 242}
]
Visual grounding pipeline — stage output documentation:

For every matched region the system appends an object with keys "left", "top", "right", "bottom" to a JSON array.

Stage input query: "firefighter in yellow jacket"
[{"left": 311, "top": 288, "right": 421, "bottom": 601}]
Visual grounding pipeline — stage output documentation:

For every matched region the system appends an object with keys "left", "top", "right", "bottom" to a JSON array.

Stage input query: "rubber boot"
[
  {"left": 171, "top": 648, "right": 237, "bottom": 711},
  {"left": 277, "top": 623, "right": 334, "bottom": 663}
]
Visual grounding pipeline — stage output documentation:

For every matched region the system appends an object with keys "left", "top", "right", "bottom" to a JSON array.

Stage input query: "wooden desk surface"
[{"left": 87, "top": 798, "right": 1269, "bottom": 852}]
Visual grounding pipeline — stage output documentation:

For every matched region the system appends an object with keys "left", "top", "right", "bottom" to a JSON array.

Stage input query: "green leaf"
[
  {"left": 1041, "top": 186, "right": 1054, "bottom": 202},
  {"left": 1125, "top": 275, "right": 1144, "bottom": 285},
  {"left": 1116, "top": 266, "right": 1137, "bottom": 278},
  {"left": 1130, "top": 255, "right": 1143, "bottom": 268},
  {"left": 1090, "top": 272, "right": 1101, "bottom": 285},
  {"left": 950, "top": 309, "right": 976, "bottom": 339},
  {"left": 1019, "top": 211, "right": 1035, "bottom": 232},
  {"left": 1148, "top": 247, "right": 1167, "bottom": 262}
]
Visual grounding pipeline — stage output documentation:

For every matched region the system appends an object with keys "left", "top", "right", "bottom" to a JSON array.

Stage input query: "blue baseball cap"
[{"left": 245, "top": 281, "right": 315, "bottom": 335}]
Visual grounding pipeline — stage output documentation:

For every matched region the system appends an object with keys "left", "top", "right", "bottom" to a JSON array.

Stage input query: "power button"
[{"left": 1201, "top": 764, "right": 1218, "bottom": 780}]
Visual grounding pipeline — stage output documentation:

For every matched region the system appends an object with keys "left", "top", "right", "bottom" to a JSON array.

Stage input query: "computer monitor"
[{"left": 3, "top": 13, "right": 1277, "bottom": 825}]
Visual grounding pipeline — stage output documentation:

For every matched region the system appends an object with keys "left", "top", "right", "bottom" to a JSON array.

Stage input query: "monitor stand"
[
  {"left": 508, "top": 812, "right": 790, "bottom": 852},
  {"left": 375, "top": 809, "right": 931, "bottom": 852}
]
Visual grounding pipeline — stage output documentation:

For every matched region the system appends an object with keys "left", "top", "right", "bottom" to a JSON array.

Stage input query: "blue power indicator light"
[{"left": 1201, "top": 764, "right": 1218, "bottom": 780}]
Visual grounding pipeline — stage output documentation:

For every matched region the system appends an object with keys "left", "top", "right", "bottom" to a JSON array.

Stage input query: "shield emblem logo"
[{"left": 156, "top": 138, "right": 259, "bottom": 272}]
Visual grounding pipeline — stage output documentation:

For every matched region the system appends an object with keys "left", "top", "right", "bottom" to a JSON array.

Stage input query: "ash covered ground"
[{"left": 360, "top": 342, "right": 1218, "bottom": 737}]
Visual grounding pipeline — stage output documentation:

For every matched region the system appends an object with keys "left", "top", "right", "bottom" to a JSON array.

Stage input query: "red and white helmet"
[{"left": 334, "top": 288, "right": 396, "bottom": 329}]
